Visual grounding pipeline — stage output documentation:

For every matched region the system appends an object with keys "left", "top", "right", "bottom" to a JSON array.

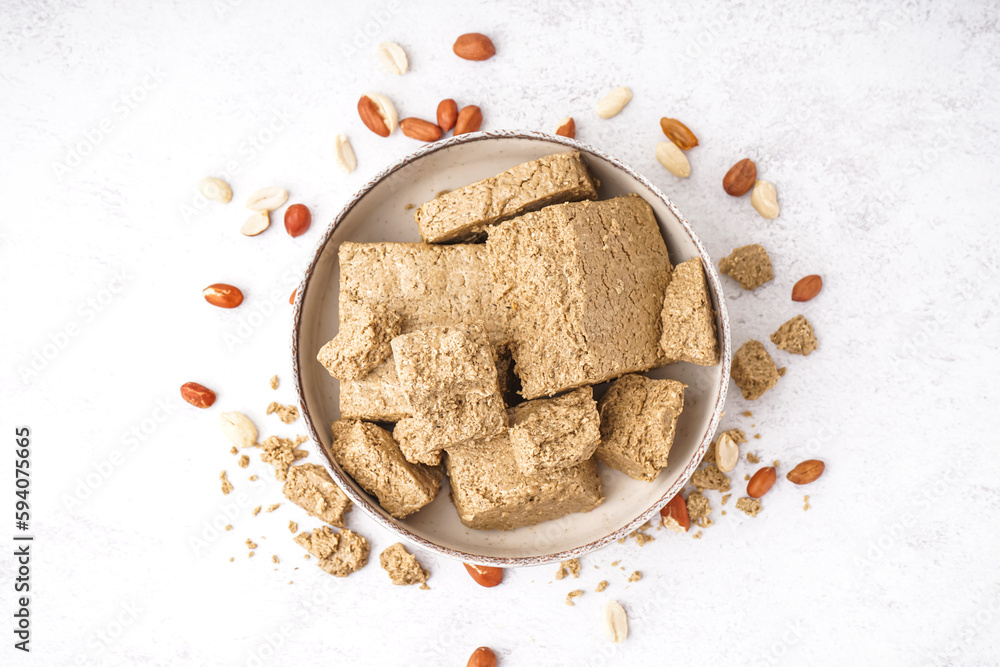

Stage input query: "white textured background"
[{"left": 2, "top": 0, "right": 999, "bottom": 665}]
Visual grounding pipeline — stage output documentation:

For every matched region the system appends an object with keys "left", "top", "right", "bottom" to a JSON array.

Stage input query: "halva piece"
[
  {"left": 731, "top": 340, "right": 780, "bottom": 400},
  {"left": 509, "top": 387, "right": 600, "bottom": 474},
  {"left": 446, "top": 431, "right": 604, "bottom": 531},
  {"left": 770, "top": 315, "right": 818, "bottom": 356},
  {"left": 317, "top": 305, "right": 401, "bottom": 380},
  {"left": 415, "top": 152, "right": 598, "bottom": 244},
  {"left": 718, "top": 244, "right": 774, "bottom": 291},
  {"left": 379, "top": 543, "right": 430, "bottom": 586},
  {"left": 596, "top": 374, "right": 686, "bottom": 482},
  {"left": 391, "top": 323, "right": 507, "bottom": 462},
  {"left": 659, "top": 258, "right": 719, "bottom": 366},
  {"left": 329, "top": 419, "right": 440, "bottom": 519},
  {"left": 294, "top": 526, "right": 369, "bottom": 577},
  {"left": 282, "top": 463, "right": 352, "bottom": 527},
  {"left": 487, "top": 195, "right": 672, "bottom": 399},
  {"left": 337, "top": 242, "right": 505, "bottom": 421}
]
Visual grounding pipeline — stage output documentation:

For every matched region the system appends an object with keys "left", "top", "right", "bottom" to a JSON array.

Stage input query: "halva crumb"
[
  {"left": 379, "top": 543, "right": 430, "bottom": 586},
  {"left": 246, "top": 539, "right": 257, "bottom": 550},
  {"left": 628, "top": 571, "right": 641, "bottom": 583},
  {"left": 257, "top": 435, "right": 309, "bottom": 481},
  {"left": 736, "top": 497, "right": 763, "bottom": 517},
  {"left": 686, "top": 491, "right": 712, "bottom": 528},
  {"left": 721, "top": 494, "right": 731, "bottom": 506},
  {"left": 224, "top": 524, "right": 232, "bottom": 531},
  {"left": 252, "top": 506, "right": 261, "bottom": 516},
  {"left": 803, "top": 495, "right": 811, "bottom": 511},
  {"left": 266, "top": 503, "right": 280, "bottom": 512},
  {"left": 718, "top": 243, "right": 774, "bottom": 291},
  {"left": 731, "top": 339, "right": 780, "bottom": 400},
  {"left": 238, "top": 455, "right": 249, "bottom": 469},
  {"left": 294, "top": 526, "right": 369, "bottom": 578},
  {"left": 566, "top": 590, "right": 584, "bottom": 606},
  {"left": 742, "top": 411, "right": 753, "bottom": 417},
  {"left": 747, "top": 452, "right": 760, "bottom": 464},
  {"left": 266, "top": 402, "right": 300, "bottom": 424},
  {"left": 596, "top": 581, "right": 609, "bottom": 592},
  {"left": 269, "top": 375, "right": 279, "bottom": 390},
  {"left": 770, "top": 315, "right": 818, "bottom": 356},
  {"left": 691, "top": 465, "right": 731, "bottom": 492},
  {"left": 249, "top": 475, "right": 258, "bottom": 481},
  {"left": 288, "top": 521, "right": 298, "bottom": 533},
  {"left": 555, "top": 558, "right": 581, "bottom": 580},
  {"left": 272, "top": 555, "right": 279, "bottom": 564},
  {"left": 230, "top": 446, "right": 238, "bottom": 455},
  {"left": 220, "top": 471, "right": 233, "bottom": 495}
]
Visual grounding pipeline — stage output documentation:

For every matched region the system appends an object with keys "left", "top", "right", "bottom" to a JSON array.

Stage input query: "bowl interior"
[{"left": 293, "top": 131, "right": 731, "bottom": 565}]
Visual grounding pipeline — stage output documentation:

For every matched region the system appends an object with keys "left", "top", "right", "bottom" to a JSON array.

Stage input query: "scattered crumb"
[
  {"left": 595, "top": 581, "right": 609, "bottom": 592},
  {"left": 272, "top": 555, "right": 279, "bottom": 564},
  {"left": 224, "top": 524, "right": 232, "bottom": 531},
  {"left": 252, "top": 506, "right": 261, "bottom": 516},
  {"left": 238, "top": 455, "right": 250, "bottom": 469},
  {"left": 379, "top": 543, "right": 430, "bottom": 586},
  {"left": 742, "top": 411, "right": 753, "bottom": 417},
  {"left": 269, "top": 375, "right": 279, "bottom": 390},
  {"left": 628, "top": 571, "right": 641, "bottom": 583},
  {"left": 245, "top": 539, "right": 257, "bottom": 549},
  {"left": 257, "top": 434, "right": 309, "bottom": 480},
  {"left": 773, "top": 460, "right": 780, "bottom": 467},
  {"left": 420, "top": 583, "right": 430, "bottom": 590},
  {"left": 288, "top": 521, "right": 298, "bottom": 533},
  {"left": 721, "top": 494, "right": 731, "bottom": 506},
  {"left": 249, "top": 475, "right": 258, "bottom": 481},
  {"left": 288, "top": 580, "right": 293, "bottom": 584},
  {"left": 771, "top": 315, "right": 818, "bottom": 356},
  {"left": 747, "top": 452, "right": 760, "bottom": 464},
  {"left": 229, "top": 446, "right": 238, "bottom": 455},
  {"left": 693, "top": 531, "right": 703, "bottom": 539},
  {"left": 266, "top": 503, "right": 281, "bottom": 512},
  {"left": 304, "top": 554, "right": 311, "bottom": 560},
  {"left": 754, "top": 433, "right": 761, "bottom": 440},
  {"left": 721, "top": 510, "right": 727, "bottom": 515},
  {"left": 686, "top": 491, "right": 713, "bottom": 528},
  {"left": 719, "top": 243, "right": 774, "bottom": 290},
  {"left": 565, "top": 590, "right": 584, "bottom": 606},
  {"left": 404, "top": 203, "right": 415, "bottom": 210},
  {"left": 220, "top": 471, "right": 233, "bottom": 495},
  {"left": 803, "top": 495, "right": 811, "bottom": 511},
  {"left": 778, "top": 367, "right": 787, "bottom": 376},
  {"left": 266, "top": 401, "right": 300, "bottom": 424},
  {"left": 736, "top": 497, "right": 763, "bottom": 517},
  {"left": 229, "top": 557, "right": 234, "bottom": 562},
  {"left": 611, "top": 560, "right": 619, "bottom": 567},
  {"left": 744, "top": 474, "right": 750, "bottom": 480},
  {"left": 624, "top": 521, "right": 655, "bottom": 546},
  {"left": 691, "top": 465, "right": 731, "bottom": 492},
  {"left": 555, "top": 558, "right": 581, "bottom": 580},
  {"left": 248, "top": 551, "right": 255, "bottom": 558}
]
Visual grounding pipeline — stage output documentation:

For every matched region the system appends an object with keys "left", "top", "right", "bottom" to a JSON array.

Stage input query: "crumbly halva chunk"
[
  {"left": 690, "top": 465, "right": 731, "bottom": 492},
  {"left": 337, "top": 242, "right": 506, "bottom": 420},
  {"left": 770, "top": 315, "right": 818, "bottom": 356},
  {"left": 391, "top": 323, "right": 507, "bottom": 462},
  {"left": 329, "top": 419, "right": 440, "bottom": 519},
  {"left": 379, "top": 543, "right": 430, "bottom": 586},
  {"left": 258, "top": 435, "right": 309, "bottom": 481},
  {"left": 282, "top": 463, "right": 352, "bottom": 527},
  {"left": 595, "top": 374, "right": 686, "bottom": 482},
  {"left": 446, "top": 431, "right": 603, "bottom": 531},
  {"left": 731, "top": 340, "right": 780, "bottom": 400},
  {"left": 266, "top": 401, "right": 299, "bottom": 424},
  {"left": 415, "top": 152, "right": 599, "bottom": 244},
  {"left": 317, "top": 305, "right": 402, "bottom": 380},
  {"left": 686, "top": 491, "right": 713, "bottom": 528},
  {"left": 719, "top": 244, "right": 774, "bottom": 291},
  {"left": 294, "top": 526, "right": 369, "bottom": 577},
  {"left": 659, "top": 258, "right": 719, "bottom": 366},
  {"left": 735, "top": 497, "right": 763, "bottom": 517},
  {"left": 509, "top": 387, "right": 600, "bottom": 474},
  {"left": 487, "top": 196, "right": 672, "bottom": 399}
]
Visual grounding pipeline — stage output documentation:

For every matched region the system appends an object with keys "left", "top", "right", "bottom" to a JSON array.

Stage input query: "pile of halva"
[{"left": 317, "top": 152, "right": 720, "bottom": 531}]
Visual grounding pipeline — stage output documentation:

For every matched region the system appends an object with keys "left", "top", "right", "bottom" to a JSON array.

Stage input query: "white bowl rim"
[{"left": 291, "top": 129, "right": 732, "bottom": 567}]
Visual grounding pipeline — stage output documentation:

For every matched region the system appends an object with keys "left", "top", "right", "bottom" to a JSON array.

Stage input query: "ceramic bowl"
[{"left": 292, "top": 130, "right": 731, "bottom": 566}]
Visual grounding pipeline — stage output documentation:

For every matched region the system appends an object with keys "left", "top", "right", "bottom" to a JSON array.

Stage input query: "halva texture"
[
  {"left": 379, "top": 542, "right": 430, "bottom": 586},
  {"left": 770, "top": 315, "right": 818, "bottom": 356},
  {"left": 414, "top": 152, "right": 598, "bottom": 243},
  {"left": 317, "top": 305, "right": 401, "bottom": 380},
  {"left": 596, "top": 374, "right": 686, "bottom": 482},
  {"left": 391, "top": 323, "right": 507, "bottom": 462},
  {"left": 719, "top": 244, "right": 774, "bottom": 291},
  {"left": 731, "top": 340, "right": 780, "bottom": 400},
  {"left": 282, "top": 463, "right": 352, "bottom": 527},
  {"left": 509, "top": 387, "right": 600, "bottom": 474},
  {"left": 294, "top": 526, "right": 369, "bottom": 577},
  {"left": 487, "top": 196, "right": 672, "bottom": 399},
  {"left": 659, "top": 258, "right": 719, "bottom": 366},
  {"left": 446, "top": 431, "right": 604, "bottom": 530},
  {"left": 336, "top": 242, "right": 505, "bottom": 421},
  {"left": 329, "top": 419, "right": 440, "bottom": 519}
]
